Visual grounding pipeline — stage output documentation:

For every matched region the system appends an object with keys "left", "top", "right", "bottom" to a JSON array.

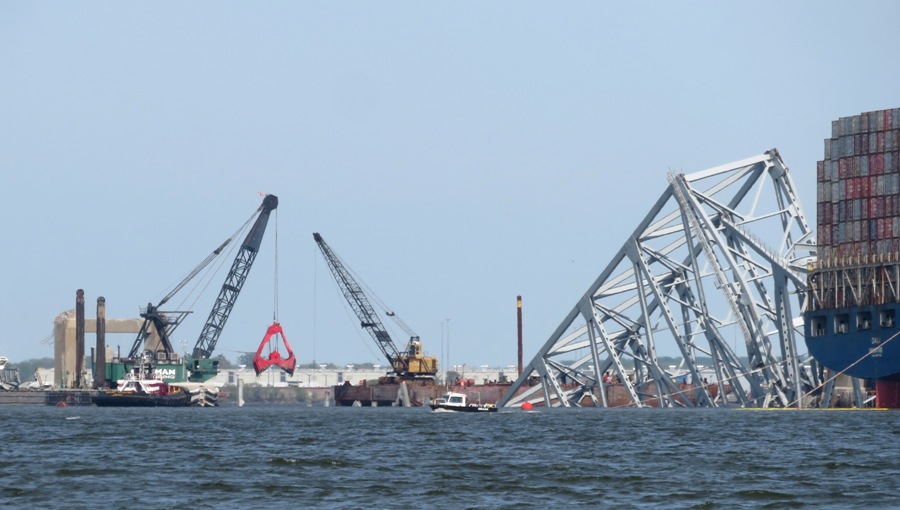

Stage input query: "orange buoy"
[
  {"left": 56, "top": 401, "right": 67, "bottom": 408},
  {"left": 521, "top": 401, "right": 533, "bottom": 411}
]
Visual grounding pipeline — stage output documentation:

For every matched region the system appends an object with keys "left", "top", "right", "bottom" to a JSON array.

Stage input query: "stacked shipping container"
[
  {"left": 809, "top": 108, "right": 900, "bottom": 311},
  {"left": 817, "top": 108, "right": 900, "bottom": 262}
]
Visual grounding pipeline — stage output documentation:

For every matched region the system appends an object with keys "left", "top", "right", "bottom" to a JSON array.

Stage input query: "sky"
[{"left": 2, "top": 2, "right": 899, "bottom": 370}]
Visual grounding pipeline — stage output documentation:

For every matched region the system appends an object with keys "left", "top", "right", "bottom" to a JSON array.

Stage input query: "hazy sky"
[{"left": 2, "top": 2, "right": 899, "bottom": 370}]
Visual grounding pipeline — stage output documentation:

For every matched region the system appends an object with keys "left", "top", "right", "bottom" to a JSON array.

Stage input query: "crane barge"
[{"left": 96, "top": 194, "right": 278, "bottom": 403}]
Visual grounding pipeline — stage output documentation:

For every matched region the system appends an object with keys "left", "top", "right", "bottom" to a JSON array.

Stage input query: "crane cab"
[{"left": 390, "top": 337, "right": 438, "bottom": 378}]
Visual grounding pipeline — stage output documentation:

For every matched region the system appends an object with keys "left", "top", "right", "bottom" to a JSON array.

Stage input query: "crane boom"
[
  {"left": 313, "top": 232, "right": 405, "bottom": 369},
  {"left": 313, "top": 232, "right": 437, "bottom": 380},
  {"left": 193, "top": 194, "right": 279, "bottom": 359}
]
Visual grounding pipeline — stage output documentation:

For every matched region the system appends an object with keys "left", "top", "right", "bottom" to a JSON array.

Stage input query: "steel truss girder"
[{"left": 499, "top": 150, "right": 818, "bottom": 409}]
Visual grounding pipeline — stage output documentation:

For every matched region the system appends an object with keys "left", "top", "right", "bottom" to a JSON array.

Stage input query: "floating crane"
[
  {"left": 103, "top": 194, "right": 279, "bottom": 386},
  {"left": 313, "top": 232, "right": 438, "bottom": 383}
]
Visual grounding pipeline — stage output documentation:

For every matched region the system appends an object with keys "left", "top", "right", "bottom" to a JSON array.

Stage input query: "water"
[{"left": 1, "top": 405, "right": 898, "bottom": 509}]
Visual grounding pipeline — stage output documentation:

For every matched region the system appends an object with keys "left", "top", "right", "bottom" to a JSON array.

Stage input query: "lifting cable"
[
  {"left": 270, "top": 208, "right": 282, "bottom": 354},
  {"left": 273, "top": 208, "right": 279, "bottom": 324}
]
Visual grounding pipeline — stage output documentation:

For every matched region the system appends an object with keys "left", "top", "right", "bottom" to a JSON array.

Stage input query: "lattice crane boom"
[{"left": 313, "top": 232, "right": 407, "bottom": 372}]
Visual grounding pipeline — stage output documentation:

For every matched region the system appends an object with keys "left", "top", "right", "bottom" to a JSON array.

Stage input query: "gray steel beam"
[{"left": 498, "top": 150, "right": 818, "bottom": 409}]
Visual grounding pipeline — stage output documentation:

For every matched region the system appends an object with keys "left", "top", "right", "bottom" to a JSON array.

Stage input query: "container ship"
[{"left": 804, "top": 107, "right": 900, "bottom": 407}]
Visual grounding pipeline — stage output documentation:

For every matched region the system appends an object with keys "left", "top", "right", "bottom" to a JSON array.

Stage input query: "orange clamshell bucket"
[{"left": 252, "top": 322, "right": 297, "bottom": 376}]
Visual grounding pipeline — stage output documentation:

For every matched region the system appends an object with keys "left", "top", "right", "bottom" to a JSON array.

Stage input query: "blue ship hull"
[{"left": 804, "top": 304, "right": 900, "bottom": 380}]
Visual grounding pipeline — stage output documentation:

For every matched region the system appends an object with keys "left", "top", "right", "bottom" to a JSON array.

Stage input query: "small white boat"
[{"left": 430, "top": 391, "right": 497, "bottom": 413}]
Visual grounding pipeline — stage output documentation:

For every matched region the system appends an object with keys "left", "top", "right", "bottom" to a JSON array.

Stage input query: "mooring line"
[{"left": 786, "top": 328, "right": 900, "bottom": 409}]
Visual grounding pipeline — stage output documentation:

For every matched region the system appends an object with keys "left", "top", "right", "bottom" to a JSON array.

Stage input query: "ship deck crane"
[
  {"left": 118, "top": 194, "right": 279, "bottom": 384},
  {"left": 313, "top": 232, "right": 438, "bottom": 383}
]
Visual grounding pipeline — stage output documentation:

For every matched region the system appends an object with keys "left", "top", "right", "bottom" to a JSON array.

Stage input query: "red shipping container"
[
  {"left": 862, "top": 175, "right": 870, "bottom": 196},
  {"left": 839, "top": 158, "right": 849, "bottom": 179}
]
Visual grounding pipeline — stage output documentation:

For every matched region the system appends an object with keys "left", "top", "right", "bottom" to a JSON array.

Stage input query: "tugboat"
[
  {"left": 429, "top": 391, "right": 497, "bottom": 413},
  {"left": 93, "top": 351, "right": 191, "bottom": 407}
]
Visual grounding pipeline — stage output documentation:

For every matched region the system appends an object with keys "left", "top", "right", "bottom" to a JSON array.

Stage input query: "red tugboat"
[{"left": 93, "top": 352, "right": 191, "bottom": 407}]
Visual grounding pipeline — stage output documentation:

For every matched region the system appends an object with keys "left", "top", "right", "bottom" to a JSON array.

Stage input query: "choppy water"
[{"left": 1, "top": 405, "right": 898, "bottom": 509}]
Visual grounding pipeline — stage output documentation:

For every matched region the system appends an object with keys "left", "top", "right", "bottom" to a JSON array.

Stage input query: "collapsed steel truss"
[{"left": 499, "top": 150, "right": 820, "bottom": 409}]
